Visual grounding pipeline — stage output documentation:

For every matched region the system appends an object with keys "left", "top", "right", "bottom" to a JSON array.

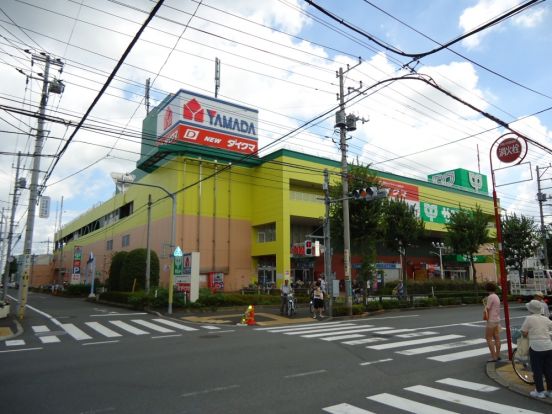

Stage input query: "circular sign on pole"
[{"left": 496, "top": 135, "right": 524, "bottom": 163}]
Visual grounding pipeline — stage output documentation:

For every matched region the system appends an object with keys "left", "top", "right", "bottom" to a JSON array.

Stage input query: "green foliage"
[
  {"left": 331, "top": 303, "right": 364, "bottom": 316},
  {"left": 120, "top": 248, "right": 160, "bottom": 291},
  {"left": 380, "top": 198, "right": 425, "bottom": 256},
  {"left": 64, "top": 283, "right": 90, "bottom": 296},
  {"left": 365, "top": 301, "right": 382, "bottom": 312},
  {"left": 108, "top": 251, "right": 128, "bottom": 291},
  {"left": 502, "top": 213, "right": 539, "bottom": 278},
  {"left": 445, "top": 205, "right": 491, "bottom": 285}
]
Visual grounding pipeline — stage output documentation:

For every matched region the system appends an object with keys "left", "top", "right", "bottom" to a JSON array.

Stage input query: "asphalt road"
[{"left": 1, "top": 292, "right": 550, "bottom": 413}]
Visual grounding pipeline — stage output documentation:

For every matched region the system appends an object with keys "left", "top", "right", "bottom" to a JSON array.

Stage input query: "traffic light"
[
  {"left": 304, "top": 240, "right": 313, "bottom": 256},
  {"left": 352, "top": 187, "right": 377, "bottom": 200}
]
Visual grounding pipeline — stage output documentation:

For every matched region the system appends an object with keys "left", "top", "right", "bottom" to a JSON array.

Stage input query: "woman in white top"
[{"left": 521, "top": 299, "right": 552, "bottom": 399}]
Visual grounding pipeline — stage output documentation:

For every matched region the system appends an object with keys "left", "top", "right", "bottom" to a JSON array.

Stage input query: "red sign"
[
  {"left": 496, "top": 137, "right": 522, "bottom": 163},
  {"left": 158, "top": 124, "right": 257, "bottom": 154},
  {"left": 380, "top": 179, "right": 419, "bottom": 201}
]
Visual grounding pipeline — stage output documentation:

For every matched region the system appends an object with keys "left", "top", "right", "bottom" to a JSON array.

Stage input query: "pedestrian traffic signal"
[{"left": 304, "top": 240, "right": 313, "bottom": 256}]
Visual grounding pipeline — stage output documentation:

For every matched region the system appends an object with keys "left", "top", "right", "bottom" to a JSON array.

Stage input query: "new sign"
[{"left": 157, "top": 89, "right": 259, "bottom": 155}]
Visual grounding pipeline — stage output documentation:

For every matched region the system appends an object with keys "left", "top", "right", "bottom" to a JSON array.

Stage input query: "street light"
[
  {"left": 431, "top": 242, "right": 446, "bottom": 279},
  {"left": 116, "top": 176, "right": 176, "bottom": 314}
]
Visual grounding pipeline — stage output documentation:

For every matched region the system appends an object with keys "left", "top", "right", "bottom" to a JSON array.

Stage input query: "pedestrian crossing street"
[
  {"left": 3, "top": 317, "right": 220, "bottom": 347},
  {"left": 322, "top": 377, "right": 546, "bottom": 413},
  {"left": 256, "top": 321, "right": 496, "bottom": 363}
]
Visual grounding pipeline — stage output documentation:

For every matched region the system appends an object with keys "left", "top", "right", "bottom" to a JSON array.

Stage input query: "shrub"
[
  {"left": 331, "top": 303, "right": 364, "bottom": 316},
  {"left": 108, "top": 251, "right": 128, "bottom": 291},
  {"left": 120, "top": 248, "right": 160, "bottom": 291},
  {"left": 65, "top": 283, "right": 90, "bottom": 296},
  {"left": 365, "top": 301, "right": 382, "bottom": 312}
]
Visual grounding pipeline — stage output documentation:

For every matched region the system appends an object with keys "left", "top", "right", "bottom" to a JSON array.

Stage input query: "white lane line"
[
  {"left": 405, "top": 385, "right": 544, "bottom": 414},
  {"left": 132, "top": 319, "right": 174, "bottom": 333},
  {"left": 85, "top": 322, "right": 122, "bottom": 338},
  {"left": 0, "top": 347, "right": 43, "bottom": 353},
  {"left": 367, "top": 393, "right": 459, "bottom": 414},
  {"left": 435, "top": 378, "right": 499, "bottom": 392},
  {"left": 109, "top": 320, "right": 148, "bottom": 335},
  {"left": 201, "top": 325, "right": 220, "bottom": 330},
  {"left": 39, "top": 336, "right": 60, "bottom": 344},
  {"left": 397, "top": 338, "right": 488, "bottom": 355},
  {"left": 373, "top": 328, "right": 416, "bottom": 335},
  {"left": 396, "top": 331, "right": 438, "bottom": 338},
  {"left": 284, "top": 369, "right": 326, "bottom": 378},
  {"left": 321, "top": 334, "right": 366, "bottom": 341},
  {"left": 62, "top": 323, "right": 92, "bottom": 341},
  {"left": 301, "top": 326, "right": 392, "bottom": 338},
  {"left": 90, "top": 312, "right": 147, "bottom": 317},
  {"left": 343, "top": 337, "right": 387, "bottom": 346},
  {"left": 82, "top": 341, "right": 119, "bottom": 346},
  {"left": 5, "top": 339, "right": 25, "bottom": 347},
  {"left": 323, "top": 403, "right": 376, "bottom": 413},
  {"left": 181, "top": 384, "right": 240, "bottom": 397},
  {"left": 283, "top": 324, "right": 362, "bottom": 336},
  {"left": 255, "top": 321, "right": 346, "bottom": 331},
  {"left": 152, "top": 334, "right": 182, "bottom": 339},
  {"left": 367, "top": 334, "right": 464, "bottom": 350},
  {"left": 152, "top": 318, "right": 198, "bottom": 331},
  {"left": 360, "top": 358, "right": 393, "bottom": 366}
]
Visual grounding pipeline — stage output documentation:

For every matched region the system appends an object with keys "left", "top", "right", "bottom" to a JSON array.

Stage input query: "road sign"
[
  {"left": 173, "top": 246, "right": 183, "bottom": 276},
  {"left": 496, "top": 136, "right": 522, "bottom": 163}
]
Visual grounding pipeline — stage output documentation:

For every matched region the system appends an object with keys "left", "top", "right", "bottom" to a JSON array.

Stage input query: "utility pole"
[
  {"left": 335, "top": 61, "right": 363, "bottom": 316},
  {"left": 18, "top": 53, "right": 64, "bottom": 320},
  {"left": 323, "top": 169, "right": 333, "bottom": 317},
  {"left": 536, "top": 165, "right": 549, "bottom": 268},
  {"left": 2, "top": 152, "right": 22, "bottom": 303}
]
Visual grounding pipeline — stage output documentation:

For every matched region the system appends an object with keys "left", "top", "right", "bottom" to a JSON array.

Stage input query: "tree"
[
  {"left": 380, "top": 198, "right": 425, "bottom": 285},
  {"left": 120, "top": 248, "right": 160, "bottom": 291},
  {"left": 502, "top": 213, "right": 538, "bottom": 280},
  {"left": 445, "top": 205, "right": 490, "bottom": 285},
  {"left": 108, "top": 251, "right": 128, "bottom": 291}
]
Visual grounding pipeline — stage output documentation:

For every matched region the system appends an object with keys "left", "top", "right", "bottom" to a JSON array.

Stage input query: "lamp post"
[
  {"left": 117, "top": 177, "right": 176, "bottom": 314},
  {"left": 431, "top": 242, "right": 446, "bottom": 279}
]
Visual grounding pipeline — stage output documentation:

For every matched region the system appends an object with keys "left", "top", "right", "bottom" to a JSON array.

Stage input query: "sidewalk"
[{"left": 486, "top": 358, "right": 552, "bottom": 404}]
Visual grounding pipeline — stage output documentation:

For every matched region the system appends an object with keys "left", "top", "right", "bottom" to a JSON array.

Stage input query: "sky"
[{"left": 0, "top": 0, "right": 551, "bottom": 257}]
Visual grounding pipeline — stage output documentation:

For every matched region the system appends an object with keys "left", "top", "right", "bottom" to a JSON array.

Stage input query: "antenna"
[
  {"left": 215, "top": 57, "right": 221, "bottom": 98},
  {"left": 145, "top": 78, "right": 151, "bottom": 114}
]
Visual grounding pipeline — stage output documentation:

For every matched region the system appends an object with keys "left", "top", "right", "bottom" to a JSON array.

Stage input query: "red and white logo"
[
  {"left": 163, "top": 106, "right": 173, "bottom": 130},
  {"left": 183, "top": 98, "right": 204, "bottom": 123},
  {"left": 496, "top": 137, "right": 523, "bottom": 163}
]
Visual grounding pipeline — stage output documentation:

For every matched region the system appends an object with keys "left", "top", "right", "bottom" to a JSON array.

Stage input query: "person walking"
[
  {"left": 534, "top": 291, "right": 550, "bottom": 318},
  {"left": 521, "top": 299, "right": 552, "bottom": 399},
  {"left": 483, "top": 282, "right": 501, "bottom": 362},
  {"left": 280, "top": 279, "right": 292, "bottom": 315},
  {"left": 312, "top": 280, "right": 324, "bottom": 319}
]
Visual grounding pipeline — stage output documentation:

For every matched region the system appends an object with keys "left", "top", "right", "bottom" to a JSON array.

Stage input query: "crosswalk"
[
  {"left": 256, "top": 322, "right": 497, "bottom": 363},
  {"left": 3, "top": 317, "right": 219, "bottom": 347},
  {"left": 322, "top": 377, "right": 545, "bottom": 413}
]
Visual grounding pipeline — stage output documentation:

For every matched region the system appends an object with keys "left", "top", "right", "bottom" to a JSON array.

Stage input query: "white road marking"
[
  {"left": 405, "top": 385, "right": 543, "bottom": 413},
  {"left": 181, "top": 384, "right": 240, "bottom": 397},
  {"left": 343, "top": 337, "right": 387, "bottom": 345},
  {"left": 360, "top": 358, "right": 393, "bottom": 366},
  {"left": 396, "top": 331, "right": 438, "bottom": 338},
  {"left": 39, "top": 335, "right": 60, "bottom": 344},
  {"left": 284, "top": 369, "right": 326, "bottom": 378},
  {"left": 367, "top": 334, "right": 464, "bottom": 350},
  {"left": 131, "top": 319, "right": 174, "bottom": 333},
  {"left": 397, "top": 338, "right": 487, "bottom": 355},
  {"left": 82, "top": 341, "right": 119, "bottom": 346},
  {"left": 435, "top": 378, "right": 499, "bottom": 392},
  {"left": 323, "top": 403, "right": 376, "bottom": 413},
  {"left": 200, "top": 325, "right": 220, "bottom": 330},
  {"left": 32, "top": 325, "right": 50, "bottom": 333},
  {"left": 152, "top": 318, "right": 198, "bottom": 331},
  {"left": 5, "top": 339, "right": 25, "bottom": 346},
  {"left": 109, "top": 320, "right": 148, "bottom": 335},
  {"left": 301, "top": 326, "right": 391, "bottom": 338},
  {"left": 0, "top": 347, "right": 43, "bottom": 353},
  {"left": 428, "top": 346, "right": 496, "bottom": 362},
  {"left": 321, "top": 334, "right": 366, "bottom": 341},
  {"left": 254, "top": 321, "right": 346, "bottom": 331},
  {"left": 284, "top": 324, "right": 363, "bottom": 336},
  {"left": 85, "top": 322, "right": 122, "bottom": 338},
  {"left": 62, "top": 323, "right": 92, "bottom": 341},
  {"left": 90, "top": 312, "right": 147, "bottom": 317},
  {"left": 367, "top": 393, "right": 459, "bottom": 414},
  {"left": 152, "top": 334, "right": 182, "bottom": 339}
]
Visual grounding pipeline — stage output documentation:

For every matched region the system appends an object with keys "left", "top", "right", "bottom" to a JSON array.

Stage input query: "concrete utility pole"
[
  {"left": 18, "top": 53, "right": 64, "bottom": 319},
  {"left": 536, "top": 165, "right": 550, "bottom": 268},
  {"left": 336, "top": 62, "right": 363, "bottom": 316},
  {"left": 2, "top": 152, "right": 22, "bottom": 303},
  {"left": 323, "top": 169, "right": 333, "bottom": 317}
]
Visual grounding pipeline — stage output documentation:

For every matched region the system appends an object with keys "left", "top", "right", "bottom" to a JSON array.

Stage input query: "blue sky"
[{"left": 0, "top": 0, "right": 551, "bottom": 255}]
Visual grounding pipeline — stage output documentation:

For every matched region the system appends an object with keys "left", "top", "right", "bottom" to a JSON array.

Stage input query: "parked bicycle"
[{"left": 286, "top": 292, "right": 297, "bottom": 317}]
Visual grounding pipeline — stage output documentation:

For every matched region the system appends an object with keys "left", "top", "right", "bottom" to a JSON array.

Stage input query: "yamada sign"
[{"left": 157, "top": 89, "right": 259, "bottom": 155}]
